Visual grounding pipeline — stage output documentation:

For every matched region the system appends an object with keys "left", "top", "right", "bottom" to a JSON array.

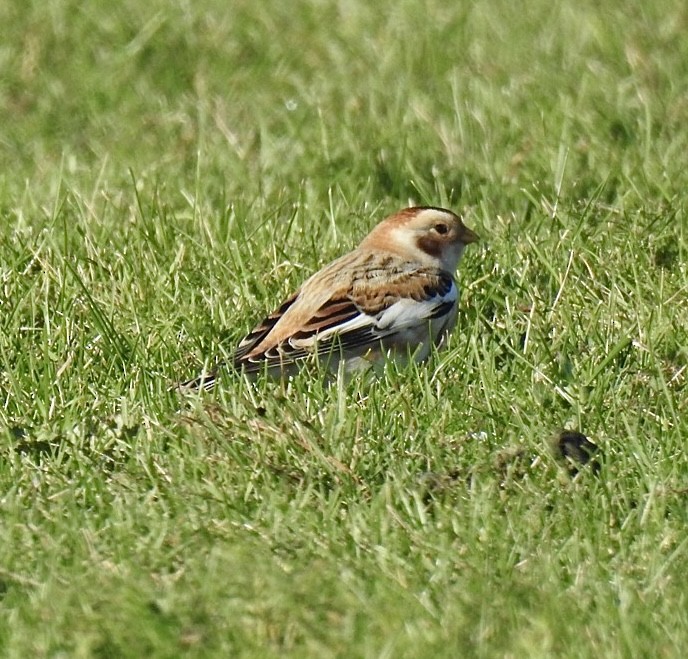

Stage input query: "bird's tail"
[{"left": 175, "top": 367, "right": 222, "bottom": 392}]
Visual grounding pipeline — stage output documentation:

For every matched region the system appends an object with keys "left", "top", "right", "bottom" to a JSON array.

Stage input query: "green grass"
[{"left": 1, "top": 0, "right": 688, "bottom": 656}]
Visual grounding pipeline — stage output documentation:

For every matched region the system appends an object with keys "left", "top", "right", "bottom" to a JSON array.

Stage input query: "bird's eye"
[{"left": 434, "top": 223, "right": 449, "bottom": 235}]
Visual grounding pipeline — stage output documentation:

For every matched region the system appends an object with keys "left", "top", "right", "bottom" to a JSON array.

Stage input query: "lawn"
[{"left": 1, "top": 0, "right": 687, "bottom": 656}]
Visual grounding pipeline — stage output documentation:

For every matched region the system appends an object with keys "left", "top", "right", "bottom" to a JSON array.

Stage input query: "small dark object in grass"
[
  {"left": 609, "top": 119, "right": 633, "bottom": 145},
  {"left": 653, "top": 240, "right": 680, "bottom": 270},
  {"left": 549, "top": 429, "right": 600, "bottom": 476},
  {"left": 15, "top": 439, "right": 58, "bottom": 457},
  {"left": 11, "top": 425, "right": 61, "bottom": 458},
  {"left": 418, "top": 470, "right": 461, "bottom": 504},
  {"left": 10, "top": 426, "right": 27, "bottom": 440}
]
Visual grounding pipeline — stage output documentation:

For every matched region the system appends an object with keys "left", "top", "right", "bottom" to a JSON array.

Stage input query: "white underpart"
[{"left": 293, "top": 280, "right": 459, "bottom": 371}]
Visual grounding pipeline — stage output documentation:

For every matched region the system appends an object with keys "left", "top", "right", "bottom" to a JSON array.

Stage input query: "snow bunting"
[{"left": 181, "top": 206, "right": 478, "bottom": 390}]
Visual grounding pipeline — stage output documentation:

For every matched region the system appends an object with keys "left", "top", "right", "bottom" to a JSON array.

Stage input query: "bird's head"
[{"left": 362, "top": 206, "right": 479, "bottom": 271}]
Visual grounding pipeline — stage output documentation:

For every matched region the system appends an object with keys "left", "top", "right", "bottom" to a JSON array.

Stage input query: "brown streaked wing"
[
  {"left": 234, "top": 291, "right": 363, "bottom": 371},
  {"left": 233, "top": 292, "right": 299, "bottom": 362},
  {"left": 235, "top": 264, "right": 454, "bottom": 371},
  {"left": 349, "top": 267, "right": 454, "bottom": 314}
]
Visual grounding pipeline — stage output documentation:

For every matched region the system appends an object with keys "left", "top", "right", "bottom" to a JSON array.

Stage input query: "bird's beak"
[{"left": 459, "top": 224, "right": 480, "bottom": 244}]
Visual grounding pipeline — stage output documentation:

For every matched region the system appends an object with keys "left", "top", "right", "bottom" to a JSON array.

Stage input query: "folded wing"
[{"left": 235, "top": 257, "right": 457, "bottom": 373}]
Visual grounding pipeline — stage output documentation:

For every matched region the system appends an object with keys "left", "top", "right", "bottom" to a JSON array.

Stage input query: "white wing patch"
[
  {"left": 305, "top": 279, "right": 459, "bottom": 362},
  {"left": 235, "top": 266, "right": 460, "bottom": 373}
]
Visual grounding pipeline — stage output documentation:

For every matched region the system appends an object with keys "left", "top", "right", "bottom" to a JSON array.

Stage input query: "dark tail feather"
[{"left": 175, "top": 367, "right": 222, "bottom": 392}]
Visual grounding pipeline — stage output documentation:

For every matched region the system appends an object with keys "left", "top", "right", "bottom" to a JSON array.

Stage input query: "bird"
[{"left": 180, "top": 206, "right": 478, "bottom": 390}]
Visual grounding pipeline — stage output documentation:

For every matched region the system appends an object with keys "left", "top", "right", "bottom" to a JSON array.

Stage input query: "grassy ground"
[{"left": 1, "top": 0, "right": 688, "bottom": 656}]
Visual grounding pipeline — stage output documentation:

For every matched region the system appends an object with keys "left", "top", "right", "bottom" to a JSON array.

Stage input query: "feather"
[
  {"left": 177, "top": 205, "right": 477, "bottom": 390},
  {"left": 234, "top": 256, "right": 457, "bottom": 373}
]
